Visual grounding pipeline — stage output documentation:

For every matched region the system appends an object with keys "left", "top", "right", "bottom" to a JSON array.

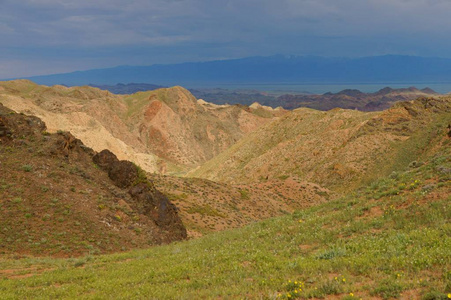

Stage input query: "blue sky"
[{"left": 1, "top": 0, "right": 451, "bottom": 78}]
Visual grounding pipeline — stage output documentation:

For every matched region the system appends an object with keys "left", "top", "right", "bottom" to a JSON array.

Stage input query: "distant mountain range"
[
  {"left": 16, "top": 55, "right": 451, "bottom": 87},
  {"left": 189, "top": 86, "right": 439, "bottom": 111},
  {"left": 90, "top": 83, "right": 166, "bottom": 94}
]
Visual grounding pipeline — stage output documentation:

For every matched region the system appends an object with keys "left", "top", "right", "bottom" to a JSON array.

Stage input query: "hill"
[
  {"left": 1, "top": 128, "right": 449, "bottom": 298},
  {"left": 0, "top": 103, "right": 186, "bottom": 257},
  {"left": 13, "top": 55, "right": 451, "bottom": 87},
  {"left": 0, "top": 80, "right": 283, "bottom": 174},
  {"left": 189, "top": 96, "right": 451, "bottom": 194},
  {"left": 0, "top": 81, "right": 316, "bottom": 240}
]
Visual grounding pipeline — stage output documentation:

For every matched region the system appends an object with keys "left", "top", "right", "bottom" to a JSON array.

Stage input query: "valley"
[{"left": 0, "top": 80, "right": 450, "bottom": 299}]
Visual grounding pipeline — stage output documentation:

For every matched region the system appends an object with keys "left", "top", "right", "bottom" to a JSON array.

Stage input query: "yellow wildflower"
[
  {"left": 447, "top": 293, "right": 451, "bottom": 299},
  {"left": 350, "top": 293, "right": 354, "bottom": 297}
]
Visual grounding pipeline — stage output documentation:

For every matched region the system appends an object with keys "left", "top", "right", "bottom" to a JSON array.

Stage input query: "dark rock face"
[
  {"left": 93, "top": 150, "right": 139, "bottom": 188},
  {"left": 93, "top": 149, "right": 187, "bottom": 241},
  {"left": 92, "top": 149, "right": 119, "bottom": 171},
  {"left": 129, "top": 183, "right": 187, "bottom": 238},
  {"left": 108, "top": 161, "right": 139, "bottom": 189}
]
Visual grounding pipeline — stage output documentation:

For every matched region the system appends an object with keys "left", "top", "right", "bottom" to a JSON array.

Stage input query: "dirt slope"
[{"left": 189, "top": 96, "right": 451, "bottom": 193}]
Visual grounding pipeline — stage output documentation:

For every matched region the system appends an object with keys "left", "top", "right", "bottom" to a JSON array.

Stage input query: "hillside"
[
  {"left": 189, "top": 96, "right": 451, "bottom": 193},
  {"left": 1, "top": 130, "right": 449, "bottom": 298},
  {"left": 150, "top": 174, "right": 330, "bottom": 237},
  {"left": 0, "top": 103, "right": 186, "bottom": 257},
  {"left": 0, "top": 80, "right": 283, "bottom": 174}
]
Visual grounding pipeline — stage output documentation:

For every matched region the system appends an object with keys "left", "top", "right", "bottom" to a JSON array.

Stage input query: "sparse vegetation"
[
  {"left": 1, "top": 83, "right": 451, "bottom": 298},
  {"left": 1, "top": 144, "right": 450, "bottom": 298}
]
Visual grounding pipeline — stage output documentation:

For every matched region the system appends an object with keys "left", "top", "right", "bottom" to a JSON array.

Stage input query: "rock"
[
  {"left": 422, "top": 184, "right": 436, "bottom": 191},
  {"left": 129, "top": 183, "right": 187, "bottom": 240},
  {"left": 93, "top": 149, "right": 187, "bottom": 241},
  {"left": 109, "top": 161, "right": 139, "bottom": 189},
  {"left": 93, "top": 149, "right": 119, "bottom": 172},
  {"left": 93, "top": 150, "right": 139, "bottom": 188}
]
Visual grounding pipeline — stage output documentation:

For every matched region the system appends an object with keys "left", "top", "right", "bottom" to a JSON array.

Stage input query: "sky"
[{"left": 1, "top": 0, "right": 451, "bottom": 78}]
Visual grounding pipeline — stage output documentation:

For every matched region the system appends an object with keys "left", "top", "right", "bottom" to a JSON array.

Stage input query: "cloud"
[{"left": 1, "top": 0, "right": 451, "bottom": 78}]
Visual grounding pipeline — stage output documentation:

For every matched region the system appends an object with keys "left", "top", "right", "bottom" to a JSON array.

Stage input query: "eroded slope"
[{"left": 0, "top": 80, "right": 282, "bottom": 175}]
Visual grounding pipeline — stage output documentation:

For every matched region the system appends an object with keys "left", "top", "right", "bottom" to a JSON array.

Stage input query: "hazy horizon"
[{"left": 2, "top": 0, "right": 451, "bottom": 78}]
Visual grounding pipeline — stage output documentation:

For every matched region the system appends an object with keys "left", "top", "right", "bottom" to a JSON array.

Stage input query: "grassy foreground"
[{"left": 1, "top": 146, "right": 451, "bottom": 299}]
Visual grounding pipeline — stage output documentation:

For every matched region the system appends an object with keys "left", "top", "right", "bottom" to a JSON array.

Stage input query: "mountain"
[
  {"left": 191, "top": 86, "right": 440, "bottom": 111},
  {"left": 189, "top": 96, "right": 451, "bottom": 193},
  {"left": 16, "top": 55, "right": 451, "bottom": 86},
  {"left": 90, "top": 83, "right": 166, "bottom": 94},
  {"left": 0, "top": 80, "right": 284, "bottom": 174},
  {"left": 0, "top": 103, "right": 186, "bottom": 256},
  {"left": 274, "top": 86, "right": 440, "bottom": 111}
]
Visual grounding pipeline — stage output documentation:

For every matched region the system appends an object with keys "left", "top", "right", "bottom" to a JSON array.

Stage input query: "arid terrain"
[
  {"left": 1, "top": 80, "right": 450, "bottom": 299},
  {"left": 0, "top": 80, "right": 285, "bottom": 175},
  {"left": 190, "top": 95, "right": 451, "bottom": 193}
]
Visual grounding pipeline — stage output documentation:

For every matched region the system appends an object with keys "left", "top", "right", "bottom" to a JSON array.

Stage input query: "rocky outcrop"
[{"left": 93, "top": 149, "right": 187, "bottom": 240}]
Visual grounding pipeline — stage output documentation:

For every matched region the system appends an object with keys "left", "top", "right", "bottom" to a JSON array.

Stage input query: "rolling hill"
[{"left": 189, "top": 96, "right": 451, "bottom": 194}]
